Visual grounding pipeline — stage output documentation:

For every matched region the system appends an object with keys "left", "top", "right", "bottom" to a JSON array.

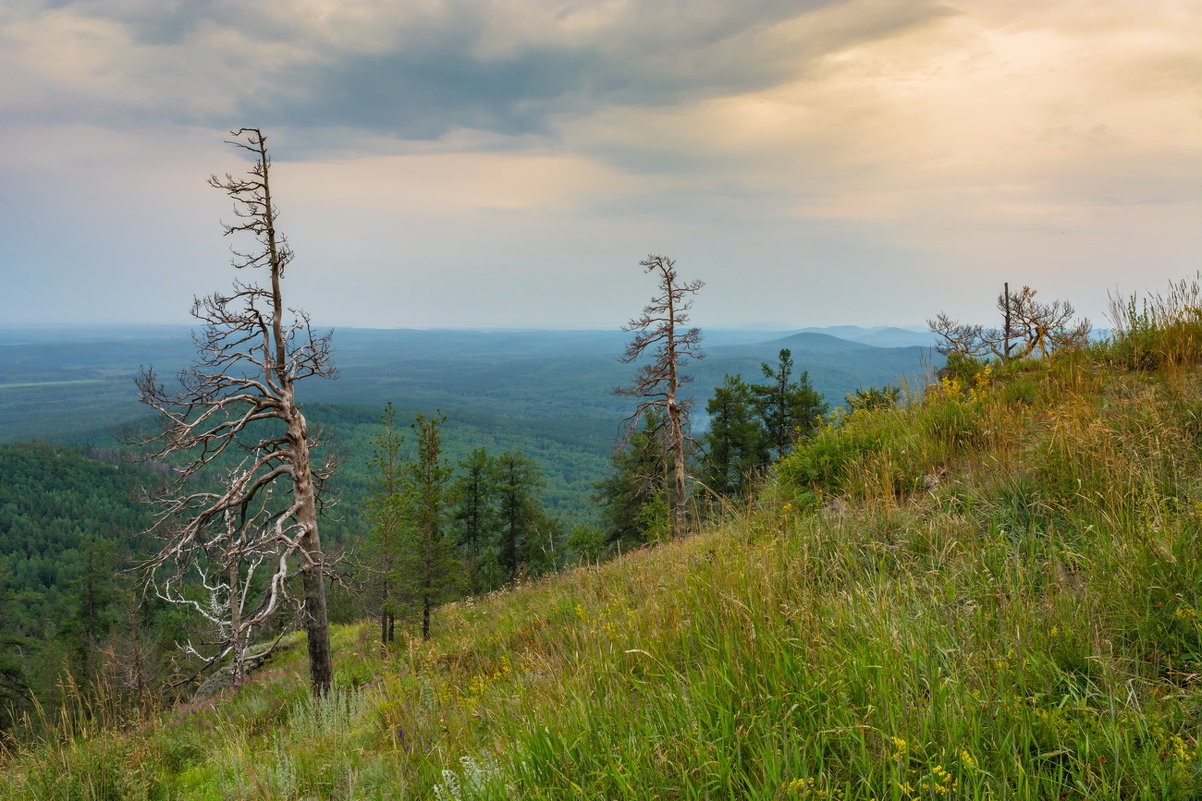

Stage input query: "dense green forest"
[{"left": 0, "top": 443, "right": 161, "bottom": 722}]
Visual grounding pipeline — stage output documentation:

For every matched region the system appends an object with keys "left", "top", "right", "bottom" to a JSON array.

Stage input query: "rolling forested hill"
[{"left": 0, "top": 325, "right": 932, "bottom": 528}]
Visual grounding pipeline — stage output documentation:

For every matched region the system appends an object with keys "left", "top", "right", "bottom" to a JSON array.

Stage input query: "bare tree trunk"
[
  {"left": 264, "top": 130, "right": 332, "bottom": 696},
  {"left": 299, "top": 542, "right": 333, "bottom": 693},
  {"left": 665, "top": 284, "right": 687, "bottom": 540},
  {"left": 1003, "top": 282, "right": 1012, "bottom": 363},
  {"left": 422, "top": 592, "right": 431, "bottom": 641},
  {"left": 228, "top": 559, "right": 244, "bottom": 683},
  {"left": 292, "top": 416, "right": 332, "bottom": 694},
  {"left": 669, "top": 400, "right": 687, "bottom": 539}
]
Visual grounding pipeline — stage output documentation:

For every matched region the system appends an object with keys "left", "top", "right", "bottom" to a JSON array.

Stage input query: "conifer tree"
[
  {"left": 0, "top": 564, "right": 27, "bottom": 720},
  {"left": 398, "top": 414, "right": 459, "bottom": 640},
  {"left": 65, "top": 536, "right": 117, "bottom": 686},
  {"left": 450, "top": 448, "right": 499, "bottom": 593},
  {"left": 751, "top": 349, "right": 826, "bottom": 461},
  {"left": 366, "top": 402, "right": 405, "bottom": 646},
  {"left": 596, "top": 412, "right": 672, "bottom": 546},
  {"left": 701, "top": 374, "right": 767, "bottom": 497},
  {"left": 495, "top": 451, "right": 544, "bottom": 582}
]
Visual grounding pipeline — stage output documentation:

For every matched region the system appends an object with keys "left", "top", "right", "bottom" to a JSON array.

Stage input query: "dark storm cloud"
[
  {"left": 6, "top": 0, "right": 951, "bottom": 147},
  {"left": 247, "top": 0, "right": 950, "bottom": 142},
  {"left": 254, "top": 34, "right": 603, "bottom": 140}
]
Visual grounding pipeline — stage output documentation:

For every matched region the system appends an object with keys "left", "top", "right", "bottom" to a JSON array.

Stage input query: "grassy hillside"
[{"left": 3, "top": 315, "right": 1201, "bottom": 798}]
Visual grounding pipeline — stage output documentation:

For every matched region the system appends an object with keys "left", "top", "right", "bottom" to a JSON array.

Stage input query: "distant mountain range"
[
  {"left": 0, "top": 325, "right": 938, "bottom": 446},
  {"left": 794, "top": 325, "right": 940, "bottom": 348},
  {"left": 0, "top": 323, "right": 940, "bottom": 536}
]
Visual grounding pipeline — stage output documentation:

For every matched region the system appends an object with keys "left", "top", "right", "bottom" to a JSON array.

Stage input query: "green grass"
[{"left": 3, "top": 320, "right": 1202, "bottom": 798}]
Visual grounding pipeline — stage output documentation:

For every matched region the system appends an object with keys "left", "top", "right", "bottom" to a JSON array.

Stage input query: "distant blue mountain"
[
  {"left": 758, "top": 331, "right": 879, "bottom": 353},
  {"left": 791, "top": 325, "right": 936, "bottom": 348},
  {"left": 846, "top": 327, "right": 939, "bottom": 348},
  {"left": 795, "top": 325, "right": 882, "bottom": 339}
]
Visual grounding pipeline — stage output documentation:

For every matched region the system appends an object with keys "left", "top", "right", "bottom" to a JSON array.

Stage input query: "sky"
[{"left": 1, "top": 0, "right": 1199, "bottom": 331}]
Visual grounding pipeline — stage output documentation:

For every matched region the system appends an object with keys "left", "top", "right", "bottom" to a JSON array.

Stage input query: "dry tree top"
[{"left": 616, "top": 254, "right": 704, "bottom": 419}]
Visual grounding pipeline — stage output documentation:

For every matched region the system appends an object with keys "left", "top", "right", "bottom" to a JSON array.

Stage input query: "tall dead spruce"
[
  {"left": 617, "top": 255, "right": 704, "bottom": 540},
  {"left": 135, "top": 129, "right": 336, "bottom": 695}
]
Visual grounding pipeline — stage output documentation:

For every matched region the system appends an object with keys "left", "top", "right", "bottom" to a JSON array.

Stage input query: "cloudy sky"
[{"left": 2, "top": 0, "right": 1198, "bottom": 330}]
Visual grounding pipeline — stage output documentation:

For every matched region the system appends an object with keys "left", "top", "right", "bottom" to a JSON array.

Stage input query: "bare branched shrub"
[{"left": 929, "top": 284, "right": 1089, "bottom": 363}]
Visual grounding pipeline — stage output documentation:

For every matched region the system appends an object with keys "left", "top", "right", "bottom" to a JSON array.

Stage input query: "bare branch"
[{"left": 928, "top": 284, "right": 1089, "bottom": 365}]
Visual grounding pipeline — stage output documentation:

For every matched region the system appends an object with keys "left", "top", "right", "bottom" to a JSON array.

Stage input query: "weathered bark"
[
  {"left": 299, "top": 528, "right": 333, "bottom": 693},
  {"left": 287, "top": 389, "right": 332, "bottom": 694}
]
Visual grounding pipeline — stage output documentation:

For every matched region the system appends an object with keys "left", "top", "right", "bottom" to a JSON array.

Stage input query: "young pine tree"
[
  {"left": 596, "top": 412, "right": 672, "bottom": 548},
  {"left": 397, "top": 414, "right": 460, "bottom": 641},
  {"left": 450, "top": 448, "right": 499, "bottom": 594},
  {"left": 701, "top": 374, "right": 767, "bottom": 498},
  {"left": 366, "top": 402, "right": 405, "bottom": 646},
  {"left": 751, "top": 349, "right": 826, "bottom": 462},
  {"left": 495, "top": 451, "right": 545, "bottom": 583}
]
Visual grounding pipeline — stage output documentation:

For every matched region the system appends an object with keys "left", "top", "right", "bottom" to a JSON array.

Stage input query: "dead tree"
[
  {"left": 616, "top": 255, "right": 704, "bottom": 540},
  {"left": 928, "top": 284, "right": 1089, "bottom": 364},
  {"left": 134, "top": 128, "right": 336, "bottom": 696}
]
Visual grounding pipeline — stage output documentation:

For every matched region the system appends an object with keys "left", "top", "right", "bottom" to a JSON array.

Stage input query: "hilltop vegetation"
[{"left": 3, "top": 290, "right": 1200, "bottom": 799}]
